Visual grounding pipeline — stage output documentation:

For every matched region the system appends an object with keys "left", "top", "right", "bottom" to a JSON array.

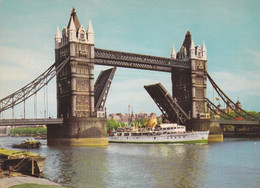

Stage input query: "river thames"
[{"left": 1, "top": 137, "right": 260, "bottom": 188}]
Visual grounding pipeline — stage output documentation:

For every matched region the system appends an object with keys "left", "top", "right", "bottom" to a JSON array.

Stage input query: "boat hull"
[
  {"left": 1, "top": 157, "right": 45, "bottom": 174},
  {"left": 109, "top": 131, "right": 209, "bottom": 144},
  {"left": 12, "top": 141, "right": 41, "bottom": 149},
  {"left": 0, "top": 148, "right": 45, "bottom": 176}
]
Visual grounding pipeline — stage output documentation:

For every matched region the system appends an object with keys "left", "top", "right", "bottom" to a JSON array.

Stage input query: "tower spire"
[
  {"left": 87, "top": 20, "right": 94, "bottom": 44},
  {"left": 68, "top": 15, "right": 76, "bottom": 42},
  {"left": 68, "top": 16, "right": 76, "bottom": 31},
  {"left": 171, "top": 44, "right": 176, "bottom": 59},
  {"left": 55, "top": 26, "right": 61, "bottom": 39},
  {"left": 190, "top": 39, "right": 195, "bottom": 50},
  {"left": 202, "top": 41, "right": 206, "bottom": 51},
  {"left": 190, "top": 38, "right": 195, "bottom": 58},
  {"left": 202, "top": 41, "right": 207, "bottom": 59},
  {"left": 67, "top": 7, "right": 81, "bottom": 30},
  {"left": 87, "top": 20, "right": 94, "bottom": 33},
  {"left": 71, "top": 7, "right": 76, "bottom": 15},
  {"left": 54, "top": 26, "right": 61, "bottom": 49}
]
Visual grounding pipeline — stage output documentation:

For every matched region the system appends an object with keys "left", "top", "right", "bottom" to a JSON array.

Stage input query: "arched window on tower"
[
  {"left": 78, "top": 25, "right": 86, "bottom": 41},
  {"left": 196, "top": 46, "right": 201, "bottom": 58},
  {"left": 80, "top": 33, "right": 84, "bottom": 39}
]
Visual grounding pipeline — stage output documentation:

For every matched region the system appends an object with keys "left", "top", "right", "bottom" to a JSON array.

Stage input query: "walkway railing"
[{"left": 0, "top": 118, "right": 63, "bottom": 126}]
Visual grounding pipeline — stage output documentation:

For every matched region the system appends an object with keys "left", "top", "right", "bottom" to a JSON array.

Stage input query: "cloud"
[
  {"left": 210, "top": 70, "right": 260, "bottom": 96},
  {"left": 247, "top": 49, "right": 260, "bottom": 58},
  {"left": 246, "top": 49, "right": 260, "bottom": 67},
  {"left": 104, "top": 73, "right": 171, "bottom": 114},
  {"left": 93, "top": 64, "right": 172, "bottom": 114},
  {"left": 0, "top": 45, "right": 52, "bottom": 97}
]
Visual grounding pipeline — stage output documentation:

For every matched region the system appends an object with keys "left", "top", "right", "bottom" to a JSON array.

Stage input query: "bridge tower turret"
[
  {"left": 54, "top": 26, "right": 61, "bottom": 49},
  {"left": 48, "top": 7, "right": 107, "bottom": 146},
  {"left": 87, "top": 20, "right": 94, "bottom": 44},
  {"left": 172, "top": 31, "right": 209, "bottom": 130},
  {"left": 170, "top": 44, "right": 176, "bottom": 59}
]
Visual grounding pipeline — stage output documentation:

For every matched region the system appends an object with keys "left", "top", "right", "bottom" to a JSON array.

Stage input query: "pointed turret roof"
[
  {"left": 67, "top": 7, "right": 81, "bottom": 31},
  {"left": 190, "top": 38, "right": 195, "bottom": 50},
  {"left": 68, "top": 16, "right": 76, "bottom": 31},
  {"left": 171, "top": 44, "right": 176, "bottom": 58},
  {"left": 202, "top": 41, "right": 207, "bottom": 51},
  {"left": 55, "top": 26, "right": 61, "bottom": 39},
  {"left": 87, "top": 20, "right": 94, "bottom": 33},
  {"left": 181, "top": 31, "right": 193, "bottom": 56}
]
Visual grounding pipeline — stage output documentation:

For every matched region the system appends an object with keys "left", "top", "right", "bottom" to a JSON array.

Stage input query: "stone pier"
[
  {"left": 190, "top": 119, "right": 223, "bottom": 142},
  {"left": 47, "top": 118, "right": 108, "bottom": 146}
]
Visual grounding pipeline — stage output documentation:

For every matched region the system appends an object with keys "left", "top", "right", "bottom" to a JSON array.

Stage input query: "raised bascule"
[{"left": 0, "top": 8, "right": 259, "bottom": 145}]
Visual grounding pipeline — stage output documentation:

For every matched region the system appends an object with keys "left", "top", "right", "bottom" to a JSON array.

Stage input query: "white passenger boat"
[{"left": 109, "top": 123, "right": 209, "bottom": 144}]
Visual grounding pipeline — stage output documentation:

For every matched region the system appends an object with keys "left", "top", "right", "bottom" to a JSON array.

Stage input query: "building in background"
[{"left": 108, "top": 112, "right": 158, "bottom": 122}]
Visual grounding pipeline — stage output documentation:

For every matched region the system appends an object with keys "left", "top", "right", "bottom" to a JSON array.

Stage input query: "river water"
[{"left": 1, "top": 137, "right": 260, "bottom": 188}]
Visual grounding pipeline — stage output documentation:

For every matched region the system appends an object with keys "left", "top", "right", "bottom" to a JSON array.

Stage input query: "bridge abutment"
[{"left": 188, "top": 119, "right": 223, "bottom": 142}]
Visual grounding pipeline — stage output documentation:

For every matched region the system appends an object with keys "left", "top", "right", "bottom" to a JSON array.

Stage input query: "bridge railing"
[{"left": 0, "top": 118, "right": 63, "bottom": 126}]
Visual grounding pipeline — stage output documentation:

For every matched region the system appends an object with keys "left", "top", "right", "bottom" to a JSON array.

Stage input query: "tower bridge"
[{"left": 0, "top": 8, "right": 259, "bottom": 145}]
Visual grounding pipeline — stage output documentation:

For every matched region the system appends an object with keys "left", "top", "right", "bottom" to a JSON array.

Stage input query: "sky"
[{"left": 0, "top": 0, "right": 260, "bottom": 118}]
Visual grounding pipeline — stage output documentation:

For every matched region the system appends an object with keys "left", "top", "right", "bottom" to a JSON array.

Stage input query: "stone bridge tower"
[
  {"left": 171, "top": 31, "right": 210, "bottom": 130},
  {"left": 47, "top": 8, "right": 107, "bottom": 146}
]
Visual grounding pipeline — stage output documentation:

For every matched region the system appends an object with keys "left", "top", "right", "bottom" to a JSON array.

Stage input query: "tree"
[
  {"left": 106, "top": 119, "right": 120, "bottom": 134},
  {"left": 138, "top": 118, "right": 147, "bottom": 127}
]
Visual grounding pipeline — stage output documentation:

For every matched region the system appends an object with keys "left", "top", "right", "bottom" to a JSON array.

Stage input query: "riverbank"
[
  {"left": 8, "top": 127, "right": 46, "bottom": 138},
  {"left": 0, "top": 165, "right": 64, "bottom": 187},
  {"left": 0, "top": 175, "right": 63, "bottom": 188},
  {"left": 0, "top": 147, "right": 63, "bottom": 187},
  {"left": 224, "top": 132, "right": 260, "bottom": 137}
]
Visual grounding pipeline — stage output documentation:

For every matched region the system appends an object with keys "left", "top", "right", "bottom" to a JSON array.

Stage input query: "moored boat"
[
  {"left": 109, "top": 123, "right": 209, "bottom": 144},
  {"left": 35, "top": 135, "right": 47, "bottom": 140},
  {"left": 12, "top": 139, "right": 41, "bottom": 149},
  {"left": 0, "top": 148, "right": 45, "bottom": 176}
]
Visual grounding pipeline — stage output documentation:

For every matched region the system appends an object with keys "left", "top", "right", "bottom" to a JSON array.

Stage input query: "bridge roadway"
[
  {"left": 0, "top": 118, "right": 63, "bottom": 126},
  {"left": 0, "top": 118, "right": 259, "bottom": 127},
  {"left": 219, "top": 119, "right": 260, "bottom": 126}
]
